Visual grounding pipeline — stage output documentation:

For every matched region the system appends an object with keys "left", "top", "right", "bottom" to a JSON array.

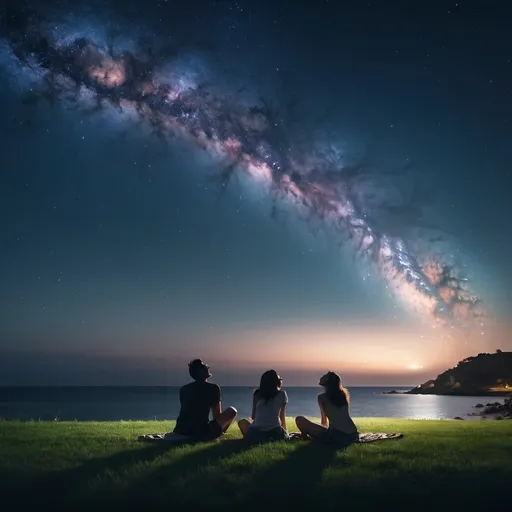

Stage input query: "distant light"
[{"left": 407, "top": 363, "right": 424, "bottom": 371}]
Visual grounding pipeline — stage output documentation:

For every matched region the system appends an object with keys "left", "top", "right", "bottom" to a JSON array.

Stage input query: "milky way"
[{"left": 0, "top": 4, "right": 486, "bottom": 329}]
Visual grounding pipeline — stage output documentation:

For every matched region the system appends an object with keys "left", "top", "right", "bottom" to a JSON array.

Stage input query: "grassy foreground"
[{"left": 1, "top": 418, "right": 511, "bottom": 511}]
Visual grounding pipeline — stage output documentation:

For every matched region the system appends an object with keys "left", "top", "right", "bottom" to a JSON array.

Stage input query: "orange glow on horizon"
[
  {"left": 157, "top": 319, "right": 509, "bottom": 382},
  {"left": 62, "top": 319, "right": 511, "bottom": 385}
]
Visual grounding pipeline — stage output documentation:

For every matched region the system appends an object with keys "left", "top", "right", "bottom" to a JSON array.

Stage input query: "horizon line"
[{"left": 0, "top": 384, "right": 415, "bottom": 388}]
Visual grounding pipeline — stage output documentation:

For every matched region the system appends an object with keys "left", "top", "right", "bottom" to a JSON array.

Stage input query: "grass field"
[{"left": 1, "top": 418, "right": 511, "bottom": 511}]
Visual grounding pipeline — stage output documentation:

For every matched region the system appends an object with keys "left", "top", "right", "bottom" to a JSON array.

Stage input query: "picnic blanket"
[
  {"left": 138, "top": 432, "right": 193, "bottom": 444},
  {"left": 288, "top": 432, "right": 403, "bottom": 443},
  {"left": 138, "top": 431, "right": 403, "bottom": 444},
  {"left": 358, "top": 432, "right": 403, "bottom": 443}
]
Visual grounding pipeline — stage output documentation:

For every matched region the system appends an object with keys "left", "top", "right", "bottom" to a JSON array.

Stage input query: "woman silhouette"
[
  {"left": 238, "top": 370, "right": 289, "bottom": 443},
  {"left": 295, "top": 371, "right": 359, "bottom": 448}
]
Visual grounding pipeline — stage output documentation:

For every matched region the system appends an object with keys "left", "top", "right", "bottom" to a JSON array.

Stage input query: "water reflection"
[
  {"left": 348, "top": 393, "right": 486, "bottom": 420},
  {"left": 0, "top": 386, "right": 490, "bottom": 421}
]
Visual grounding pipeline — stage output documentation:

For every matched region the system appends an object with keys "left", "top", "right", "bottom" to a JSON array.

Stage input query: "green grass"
[{"left": 1, "top": 418, "right": 511, "bottom": 511}]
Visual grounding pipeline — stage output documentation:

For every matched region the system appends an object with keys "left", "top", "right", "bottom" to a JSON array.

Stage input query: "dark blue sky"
[{"left": 0, "top": 0, "right": 511, "bottom": 385}]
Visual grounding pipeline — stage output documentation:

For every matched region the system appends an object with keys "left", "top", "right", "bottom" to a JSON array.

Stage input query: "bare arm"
[
  {"left": 318, "top": 395, "right": 328, "bottom": 428},
  {"left": 211, "top": 401, "right": 221, "bottom": 421},
  {"left": 211, "top": 385, "right": 222, "bottom": 421},
  {"left": 279, "top": 403, "right": 287, "bottom": 431}
]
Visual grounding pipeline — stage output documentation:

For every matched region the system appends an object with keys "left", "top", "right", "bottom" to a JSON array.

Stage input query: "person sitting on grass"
[
  {"left": 295, "top": 371, "right": 359, "bottom": 448},
  {"left": 238, "top": 369, "right": 289, "bottom": 443},
  {"left": 173, "top": 359, "right": 237, "bottom": 441}
]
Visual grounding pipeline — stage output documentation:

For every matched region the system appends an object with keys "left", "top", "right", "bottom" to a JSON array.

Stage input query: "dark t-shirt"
[{"left": 174, "top": 381, "right": 221, "bottom": 435}]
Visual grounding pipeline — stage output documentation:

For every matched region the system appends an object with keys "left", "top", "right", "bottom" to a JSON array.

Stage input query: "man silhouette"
[{"left": 174, "top": 359, "right": 237, "bottom": 441}]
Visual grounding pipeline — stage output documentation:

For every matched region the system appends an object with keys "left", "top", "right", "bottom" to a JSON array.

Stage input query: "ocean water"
[{"left": 0, "top": 386, "right": 491, "bottom": 422}]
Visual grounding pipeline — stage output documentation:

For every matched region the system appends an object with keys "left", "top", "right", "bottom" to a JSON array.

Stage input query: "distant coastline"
[{"left": 383, "top": 352, "right": 512, "bottom": 413}]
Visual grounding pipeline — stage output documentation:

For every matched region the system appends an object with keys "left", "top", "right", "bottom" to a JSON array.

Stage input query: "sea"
[{"left": 0, "top": 386, "right": 492, "bottom": 422}]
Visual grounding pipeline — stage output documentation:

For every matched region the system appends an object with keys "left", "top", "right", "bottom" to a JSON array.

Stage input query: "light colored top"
[
  {"left": 251, "top": 389, "right": 288, "bottom": 431},
  {"left": 319, "top": 393, "right": 357, "bottom": 434}
]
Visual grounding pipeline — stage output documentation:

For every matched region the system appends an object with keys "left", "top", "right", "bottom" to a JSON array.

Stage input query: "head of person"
[
  {"left": 188, "top": 359, "right": 212, "bottom": 382},
  {"left": 319, "top": 371, "right": 350, "bottom": 407},
  {"left": 255, "top": 369, "right": 283, "bottom": 403}
]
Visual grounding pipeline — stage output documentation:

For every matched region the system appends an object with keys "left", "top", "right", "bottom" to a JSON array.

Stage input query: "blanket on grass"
[
  {"left": 287, "top": 432, "right": 403, "bottom": 443},
  {"left": 138, "top": 433, "right": 192, "bottom": 443},
  {"left": 138, "top": 432, "right": 403, "bottom": 444},
  {"left": 358, "top": 432, "right": 403, "bottom": 443}
]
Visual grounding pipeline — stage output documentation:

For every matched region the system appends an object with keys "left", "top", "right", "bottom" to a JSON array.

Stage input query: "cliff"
[{"left": 407, "top": 351, "right": 512, "bottom": 395}]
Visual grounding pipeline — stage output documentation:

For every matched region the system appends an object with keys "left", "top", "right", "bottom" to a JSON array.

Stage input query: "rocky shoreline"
[
  {"left": 470, "top": 397, "right": 512, "bottom": 420},
  {"left": 455, "top": 397, "right": 512, "bottom": 420}
]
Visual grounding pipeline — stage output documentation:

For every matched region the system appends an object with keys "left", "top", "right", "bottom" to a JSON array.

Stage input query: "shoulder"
[
  {"left": 317, "top": 392, "right": 326, "bottom": 403},
  {"left": 208, "top": 382, "right": 221, "bottom": 396},
  {"left": 280, "top": 389, "right": 288, "bottom": 402},
  {"left": 199, "top": 382, "right": 220, "bottom": 403},
  {"left": 207, "top": 382, "right": 221, "bottom": 393}
]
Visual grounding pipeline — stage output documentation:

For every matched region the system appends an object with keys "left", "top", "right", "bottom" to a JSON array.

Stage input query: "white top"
[
  {"left": 319, "top": 393, "right": 357, "bottom": 434},
  {"left": 251, "top": 389, "right": 288, "bottom": 431}
]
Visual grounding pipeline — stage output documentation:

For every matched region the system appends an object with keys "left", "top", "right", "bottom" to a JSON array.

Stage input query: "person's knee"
[
  {"left": 225, "top": 406, "right": 237, "bottom": 419},
  {"left": 295, "top": 415, "right": 306, "bottom": 428}
]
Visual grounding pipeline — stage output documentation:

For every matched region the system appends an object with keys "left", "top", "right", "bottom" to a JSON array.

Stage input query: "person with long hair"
[
  {"left": 295, "top": 371, "right": 358, "bottom": 448},
  {"left": 238, "top": 370, "right": 289, "bottom": 443}
]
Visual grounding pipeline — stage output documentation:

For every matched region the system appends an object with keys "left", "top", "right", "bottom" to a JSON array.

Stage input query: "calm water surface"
[{"left": 0, "top": 386, "right": 491, "bottom": 421}]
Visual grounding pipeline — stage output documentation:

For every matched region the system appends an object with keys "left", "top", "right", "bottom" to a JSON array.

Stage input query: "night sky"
[{"left": 0, "top": 0, "right": 511, "bottom": 386}]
